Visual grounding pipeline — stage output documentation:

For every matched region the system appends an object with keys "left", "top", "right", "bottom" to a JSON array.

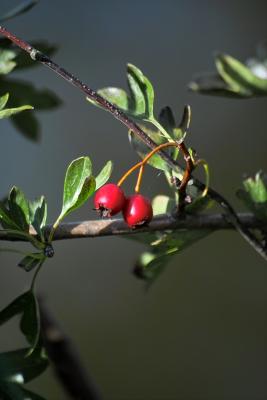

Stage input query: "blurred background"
[{"left": 0, "top": 0, "right": 267, "bottom": 399}]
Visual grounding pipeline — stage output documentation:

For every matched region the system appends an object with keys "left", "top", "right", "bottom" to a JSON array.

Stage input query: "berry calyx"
[
  {"left": 94, "top": 183, "right": 126, "bottom": 217},
  {"left": 123, "top": 194, "right": 153, "bottom": 227}
]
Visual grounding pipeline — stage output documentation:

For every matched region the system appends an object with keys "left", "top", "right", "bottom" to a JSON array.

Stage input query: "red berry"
[
  {"left": 94, "top": 183, "right": 126, "bottom": 217},
  {"left": 123, "top": 194, "right": 153, "bottom": 227}
]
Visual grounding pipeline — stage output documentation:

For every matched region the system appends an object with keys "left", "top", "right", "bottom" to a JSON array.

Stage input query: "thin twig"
[
  {"left": 0, "top": 25, "right": 266, "bottom": 259},
  {"left": 39, "top": 296, "right": 101, "bottom": 400},
  {"left": 0, "top": 213, "right": 265, "bottom": 242}
]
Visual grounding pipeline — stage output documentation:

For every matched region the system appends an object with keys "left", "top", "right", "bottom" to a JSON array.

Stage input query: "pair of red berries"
[{"left": 94, "top": 183, "right": 153, "bottom": 227}]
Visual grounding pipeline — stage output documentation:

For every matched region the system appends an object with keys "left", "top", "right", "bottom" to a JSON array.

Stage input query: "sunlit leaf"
[
  {"left": 59, "top": 157, "right": 95, "bottom": 221},
  {"left": 0, "top": 49, "right": 16, "bottom": 75},
  {"left": 189, "top": 51, "right": 267, "bottom": 98},
  {"left": 0, "top": 93, "right": 9, "bottom": 110},
  {"left": 237, "top": 172, "right": 267, "bottom": 222},
  {"left": 152, "top": 195, "right": 175, "bottom": 215},
  {"left": 95, "top": 160, "right": 113, "bottom": 190},
  {"left": 87, "top": 63, "right": 155, "bottom": 120}
]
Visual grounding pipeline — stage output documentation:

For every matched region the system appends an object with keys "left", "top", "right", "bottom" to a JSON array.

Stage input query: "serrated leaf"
[
  {"left": 8, "top": 187, "right": 30, "bottom": 232},
  {"left": 95, "top": 160, "right": 113, "bottom": 190},
  {"left": 0, "top": 49, "right": 16, "bottom": 75},
  {"left": 87, "top": 63, "right": 155, "bottom": 120},
  {"left": 237, "top": 172, "right": 267, "bottom": 222},
  {"left": 29, "top": 196, "right": 47, "bottom": 240},
  {"left": 59, "top": 157, "right": 95, "bottom": 220},
  {"left": 158, "top": 106, "right": 175, "bottom": 133},
  {"left": 0, "top": 201, "right": 21, "bottom": 230},
  {"left": 0, "top": 0, "right": 38, "bottom": 23},
  {"left": 159, "top": 105, "right": 190, "bottom": 142}
]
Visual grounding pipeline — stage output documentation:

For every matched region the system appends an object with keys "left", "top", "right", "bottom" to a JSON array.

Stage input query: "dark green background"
[{"left": 0, "top": 1, "right": 267, "bottom": 399}]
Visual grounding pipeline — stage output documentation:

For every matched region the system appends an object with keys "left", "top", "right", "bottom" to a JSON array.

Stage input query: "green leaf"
[
  {"left": 18, "top": 253, "right": 43, "bottom": 272},
  {"left": 188, "top": 73, "right": 239, "bottom": 98},
  {"left": 0, "top": 104, "right": 33, "bottom": 119},
  {"left": 29, "top": 196, "right": 47, "bottom": 241},
  {"left": 19, "top": 292, "right": 39, "bottom": 345},
  {"left": 215, "top": 53, "right": 267, "bottom": 94},
  {"left": 159, "top": 105, "right": 191, "bottom": 142},
  {"left": 59, "top": 157, "right": 95, "bottom": 221},
  {"left": 152, "top": 195, "right": 175, "bottom": 215},
  {"left": 127, "top": 63, "right": 154, "bottom": 119},
  {"left": 95, "top": 160, "right": 113, "bottom": 190},
  {"left": 237, "top": 172, "right": 267, "bottom": 222},
  {"left": 0, "top": 292, "right": 31, "bottom": 327},
  {"left": 0, "top": 201, "right": 21, "bottom": 230},
  {"left": 95, "top": 87, "right": 129, "bottom": 111},
  {"left": 0, "top": 49, "right": 16, "bottom": 75},
  {"left": 189, "top": 52, "right": 267, "bottom": 98},
  {"left": 0, "top": 93, "right": 9, "bottom": 110},
  {"left": 0, "top": 347, "right": 48, "bottom": 384},
  {"left": 133, "top": 229, "right": 212, "bottom": 283},
  {"left": 0, "top": 0, "right": 38, "bottom": 23},
  {"left": 8, "top": 187, "right": 30, "bottom": 232},
  {"left": 0, "top": 291, "right": 40, "bottom": 347},
  {"left": 128, "top": 124, "right": 173, "bottom": 172},
  {"left": 0, "top": 384, "right": 47, "bottom": 400},
  {"left": 87, "top": 63, "right": 155, "bottom": 120},
  {"left": 0, "top": 291, "right": 47, "bottom": 397}
]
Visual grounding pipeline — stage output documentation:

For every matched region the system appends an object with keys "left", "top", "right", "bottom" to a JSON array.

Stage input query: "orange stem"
[
  {"left": 117, "top": 141, "right": 179, "bottom": 189},
  {"left": 135, "top": 164, "right": 145, "bottom": 193}
]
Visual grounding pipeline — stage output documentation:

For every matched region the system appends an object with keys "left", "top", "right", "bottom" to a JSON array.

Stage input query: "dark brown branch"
[
  {"left": 0, "top": 213, "right": 265, "bottom": 242},
  {"left": 39, "top": 296, "right": 101, "bottom": 400}
]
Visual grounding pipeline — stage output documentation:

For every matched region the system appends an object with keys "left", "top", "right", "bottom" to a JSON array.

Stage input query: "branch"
[
  {"left": 39, "top": 296, "right": 101, "bottom": 400},
  {"left": 0, "top": 213, "right": 264, "bottom": 242},
  {"left": 0, "top": 26, "right": 266, "bottom": 259}
]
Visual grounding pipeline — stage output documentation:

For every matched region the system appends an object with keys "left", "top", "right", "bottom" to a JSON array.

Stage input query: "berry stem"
[
  {"left": 135, "top": 164, "right": 144, "bottom": 193},
  {"left": 118, "top": 141, "right": 179, "bottom": 189}
]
